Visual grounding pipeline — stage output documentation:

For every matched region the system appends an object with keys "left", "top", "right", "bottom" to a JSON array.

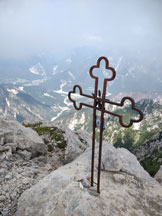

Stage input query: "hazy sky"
[{"left": 0, "top": 0, "right": 162, "bottom": 58}]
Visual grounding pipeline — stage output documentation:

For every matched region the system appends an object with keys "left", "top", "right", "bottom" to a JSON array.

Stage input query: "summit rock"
[{"left": 15, "top": 142, "right": 162, "bottom": 216}]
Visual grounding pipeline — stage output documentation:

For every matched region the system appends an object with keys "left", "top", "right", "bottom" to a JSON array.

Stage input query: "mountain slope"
[
  {"left": 0, "top": 84, "right": 66, "bottom": 122},
  {"left": 56, "top": 96, "right": 162, "bottom": 150},
  {"left": 133, "top": 131, "right": 162, "bottom": 176}
]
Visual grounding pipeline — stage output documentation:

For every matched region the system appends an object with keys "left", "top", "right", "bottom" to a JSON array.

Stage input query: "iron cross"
[{"left": 68, "top": 56, "right": 143, "bottom": 193}]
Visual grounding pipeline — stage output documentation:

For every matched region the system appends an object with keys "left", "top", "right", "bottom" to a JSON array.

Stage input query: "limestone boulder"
[
  {"left": 32, "top": 121, "right": 91, "bottom": 163},
  {"left": 0, "top": 116, "right": 47, "bottom": 157},
  {"left": 64, "top": 128, "right": 91, "bottom": 163}
]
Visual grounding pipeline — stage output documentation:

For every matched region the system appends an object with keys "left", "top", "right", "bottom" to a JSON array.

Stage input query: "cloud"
[
  {"left": 85, "top": 35, "right": 103, "bottom": 42},
  {"left": 0, "top": 0, "right": 161, "bottom": 58}
]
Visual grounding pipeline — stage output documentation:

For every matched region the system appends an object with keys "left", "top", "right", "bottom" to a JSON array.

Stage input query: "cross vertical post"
[
  {"left": 68, "top": 56, "right": 143, "bottom": 193},
  {"left": 91, "top": 70, "right": 98, "bottom": 187}
]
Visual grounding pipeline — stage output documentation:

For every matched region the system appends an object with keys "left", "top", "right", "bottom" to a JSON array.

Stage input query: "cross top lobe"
[
  {"left": 89, "top": 56, "right": 116, "bottom": 82},
  {"left": 89, "top": 56, "right": 116, "bottom": 97}
]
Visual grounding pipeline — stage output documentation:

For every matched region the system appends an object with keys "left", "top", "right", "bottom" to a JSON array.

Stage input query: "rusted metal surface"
[{"left": 68, "top": 56, "right": 143, "bottom": 193}]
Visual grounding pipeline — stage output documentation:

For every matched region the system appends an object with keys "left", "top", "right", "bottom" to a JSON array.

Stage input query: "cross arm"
[
  {"left": 68, "top": 86, "right": 143, "bottom": 128},
  {"left": 68, "top": 85, "right": 96, "bottom": 110},
  {"left": 103, "top": 97, "right": 143, "bottom": 128}
]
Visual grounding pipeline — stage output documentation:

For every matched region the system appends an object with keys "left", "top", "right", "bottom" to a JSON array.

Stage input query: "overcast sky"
[{"left": 0, "top": 0, "right": 162, "bottom": 58}]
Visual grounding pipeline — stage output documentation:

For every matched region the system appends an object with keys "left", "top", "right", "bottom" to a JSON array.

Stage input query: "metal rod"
[
  {"left": 97, "top": 112, "right": 104, "bottom": 193},
  {"left": 91, "top": 107, "right": 96, "bottom": 187},
  {"left": 97, "top": 79, "right": 107, "bottom": 193},
  {"left": 91, "top": 69, "right": 98, "bottom": 187}
]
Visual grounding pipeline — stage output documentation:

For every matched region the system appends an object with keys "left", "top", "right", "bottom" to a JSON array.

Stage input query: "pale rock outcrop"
[
  {"left": 0, "top": 117, "right": 91, "bottom": 216},
  {"left": 34, "top": 121, "right": 91, "bottom": 163},
  {"left": 0, "top": 116, "right": 47, "bottom": 215},
  {"left": 64, "top": 128, "right": 91, "bottom": 163},
  {"left": 0, "top": 116, "right": 47, "bottom": 157},
  {"left": 15, "top": 142, "right": 162, "bottom": 216}
]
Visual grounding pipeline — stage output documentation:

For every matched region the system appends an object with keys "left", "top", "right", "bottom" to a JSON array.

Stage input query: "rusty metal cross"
[{"left": 68, "top": 56, "right": 143, "bottom": 193}]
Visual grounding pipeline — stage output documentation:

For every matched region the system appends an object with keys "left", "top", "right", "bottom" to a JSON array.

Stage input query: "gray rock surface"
[
  {"left": 0, "top": 116, "right": 47, "bottom": 157},
  {"left": 31, "top": 121, "right": 91, "bottom": 163},
  {"left": 15, "top": 142, "right": 162, "bottom": 216},
  {"left": 155, "top": 165, "right": 162, "bottom": 184},
  {"left": 64, "top": 128, "right": 91, "bottom": 163},
  {"left": 0, "top": 117, "right": 91, "bottom": 216},
  {"left": 17, "top": 150, "right": 32, "bottom": 161},
  {"left": 0, "top": 117, "right": 47, "bottom": 216}
]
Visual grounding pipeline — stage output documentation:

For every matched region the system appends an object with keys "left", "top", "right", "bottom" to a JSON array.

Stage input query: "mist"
[{"left": 0, "top": 0, "right": 162, "bottom": 58}]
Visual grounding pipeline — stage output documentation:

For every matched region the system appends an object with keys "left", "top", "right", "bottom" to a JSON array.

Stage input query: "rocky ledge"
[{"left": 15, "top": 141, "right": 162, "bottom": 216}]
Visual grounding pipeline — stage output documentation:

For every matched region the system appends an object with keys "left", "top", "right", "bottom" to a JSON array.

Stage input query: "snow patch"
[
  {"left": 7, "top": 89, "right": 18, "bottom": 95},
  {"left": 5, "top": 98, "right": 10, "bottom": 107},
  {"left": 51, "top": 106, "right": 69, "bottom": 121},
  {"left": 54, "top": 80, "right": 68, "bottom": 95},
  {"left": 43, "top": 93, "right": 56, "bottom": 99},
  {"left": 29, "top": 63, "right": 46, "bottom": 76},
  {"left": 18, "top": 86, "right": 24, "bottom": 91},
  {"left": 134, "top": 122, "right": 141, "bottom": 130},
  {"left": 115, "top": 56, "right": 123, "bottom": 71},
  {"left": 68, "top": 71, "right": 76, "bottom": 80},
  {"left": 53, "top": 65, "right": 58, "bottom": 75},
  {"left": 64, "top": 96, "right": 72, "bottom": 106}
]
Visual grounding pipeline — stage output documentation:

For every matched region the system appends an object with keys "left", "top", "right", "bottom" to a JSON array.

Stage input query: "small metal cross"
[{"left": 68, "top": 56, "right": 143, "bottom": 193}]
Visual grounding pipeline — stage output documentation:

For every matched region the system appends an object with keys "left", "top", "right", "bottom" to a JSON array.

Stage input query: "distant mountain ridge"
[
  {"left": 0, "top": 47, "right": 162, "bottom": 94},
  {"left": 0, "top": 83, "right": 66, "bottom": 122},
  {"left": 113, "top": 91, "right": 162, "bottom": 104}
]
